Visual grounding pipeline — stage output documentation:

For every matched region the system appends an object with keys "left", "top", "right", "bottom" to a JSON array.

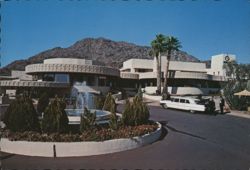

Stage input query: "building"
[
  {"left": 0, "top": 54, "right": 236, "bottom": 97},
  {"left": 120, "top": 54, "right": 235, "bottom": 95},
  {"left": 206, "top": 54, "right": 236, "bottom": 76},
  {"left": 0, "top": 58, "right": 120, "bottom": 97}
]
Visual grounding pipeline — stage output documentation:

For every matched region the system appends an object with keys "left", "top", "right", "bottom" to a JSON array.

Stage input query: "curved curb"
[{"left": 0, "top": 122, "right": 162, "bottom": 157}]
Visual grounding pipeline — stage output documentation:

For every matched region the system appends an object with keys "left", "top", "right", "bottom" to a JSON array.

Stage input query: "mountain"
[{"left": 0, "top": 37, "right": 200, "bottom": 75}]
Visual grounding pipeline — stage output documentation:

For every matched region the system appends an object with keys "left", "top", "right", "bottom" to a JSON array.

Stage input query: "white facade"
[
  {"left": 206, "top": 54, "right": 236, "bottom": 76},
  {"left": 44, "top": 58, "right": 93, "bottom": 65},
  {"left": 120, "top": 59, "right": 153, "bottom": 73},
  {"left": 11, "top": 70, "right": 32, "bottom": 81},
  {"left": 121, "top": 54, "right": 236, "bottom": 79},
  {"left": 121, "top": 58, "right": 207, "bottom": 74}
]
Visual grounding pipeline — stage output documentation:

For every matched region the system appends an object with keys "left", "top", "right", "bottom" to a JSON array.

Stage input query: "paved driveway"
[{"left": 1, "top": 105, "right": 250, "bottom": 170}]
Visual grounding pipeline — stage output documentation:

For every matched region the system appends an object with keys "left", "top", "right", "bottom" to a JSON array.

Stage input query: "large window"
[
  {"left": 98, "top": 76, "right": 107, "bottom": 86},
  {"left": 43, "top": 74, "right": 54, "bottom": 81},
  {"left": 55, "top": 74, "right": 69, "bottom": 83}
]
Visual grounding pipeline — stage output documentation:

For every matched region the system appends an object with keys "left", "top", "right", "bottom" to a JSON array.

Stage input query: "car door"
[
  {"left": 172, "top": 98, "right": 180, "bottom": 109},
  {"left": 180, "top": 99, "right": 188, "bottom": 110}
]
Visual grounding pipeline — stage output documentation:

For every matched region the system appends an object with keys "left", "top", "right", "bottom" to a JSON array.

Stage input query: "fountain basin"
[{"left": 65, "top": 109, "right": 112, "bottom": 124}]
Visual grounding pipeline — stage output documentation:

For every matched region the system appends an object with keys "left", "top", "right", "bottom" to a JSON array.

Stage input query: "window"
[
  {"left": 173, "top": 98, "right": 179, "bottom": 102},
  {"left": 185, "top": 100, "right": 190, "bottom": 104},
  {"left": 180, "top": 99, "right": 185, "bottom": 103},
  {"left": 55, "top": 74, "right": 69, "bottom": 83},
  {"left": 98, "top": 76, "right": 106, "bottom": 86},
  {"left": 43, "top": 74, "right": 54, "bottom": 81}
]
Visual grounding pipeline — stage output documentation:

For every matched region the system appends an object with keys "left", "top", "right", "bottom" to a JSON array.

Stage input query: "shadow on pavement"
[{"left": 0, "top": 153, "right": 15, "bottom": 160}]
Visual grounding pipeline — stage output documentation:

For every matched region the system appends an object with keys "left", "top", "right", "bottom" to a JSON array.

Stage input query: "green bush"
[
  {"left": 4, "top": 95, "right": 40, "bottom": 132},
  {"left": 132, "top": 96, "right": 150, "bottom": 126},
  {"left": 136, "top": 86, "right": 143, "bottom": 100},
  {"left": 109, "top": 98, "right": 118, "bottom": 130},
  {"left": 37, "top": 92, "right": 49, "bottom": 115},
  {"left": 41, "top": 96, "right": 69, "bottom": 133},
  {"left": 122, "top": 96, "right": 150, "bottom": 126},
  {"left": 121, "top": 99, "right": 134, "bottom": 126},
  {"left": 94, "top": 95, "right": 105, "bottom": 110},
  {"left": 103, "top": 93, "right": 116, "bottom": 112},
  {"left": 80, "top": 107, "right": 96, "bottom": 132}
]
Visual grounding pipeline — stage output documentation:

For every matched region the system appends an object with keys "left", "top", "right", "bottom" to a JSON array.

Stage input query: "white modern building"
[
  {"left": 0, "top": 58, "right": 120, "bottom": 97},
  {"left": 120, "top": 54, "right": 236, "bottom": 95},
  {"left": 0, "top": 54, "right": 236, "bottom": 97},
  {"left": 206, "top": 54, "right": 236, "bottom": 76}
]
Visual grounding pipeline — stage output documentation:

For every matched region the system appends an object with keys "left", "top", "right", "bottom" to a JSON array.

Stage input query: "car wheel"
[{"left": 163, "top": 104, "right": 168, "bottom": 109}]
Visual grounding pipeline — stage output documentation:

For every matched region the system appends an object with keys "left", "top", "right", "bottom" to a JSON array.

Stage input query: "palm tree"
[
  {"left": 150, "top": 34, "right": 167, "bottom": 95},
  {"left": 162, "top": 36, "right": 182, "bottom": 97}
]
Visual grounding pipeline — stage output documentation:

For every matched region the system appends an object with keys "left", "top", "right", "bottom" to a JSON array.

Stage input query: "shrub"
[
  {"left": 103, "top": 93, "right": 116, "bottom": 112},
  {"left": 136, "top": 86, "right": 143, "bottom": 100},
  {"left": 121, "top": 99, "right": 134, "bottom": 126},
  {"left": 109, "top": 98, "right": 118, "bottom": 130},
  {"left": 132, "top": 96, "right": 150, "bottom": 126},
  {"left": 80, "top": 107, "right": 96, "bottom": 132},
  {"left": 122, "top": 96, "right": 150, "bottom": 126},
  {"left": 4, "top": 95, "right": 40, "bottom": 132},
  {"left": 94, "top": 95, "right": 105, "bottom": 110},
  {"left": 41, "top": 96, "right": 69, "bottom": 133},
  {"left": 37, "top": 92, "right": 49, "bottom": 115}
]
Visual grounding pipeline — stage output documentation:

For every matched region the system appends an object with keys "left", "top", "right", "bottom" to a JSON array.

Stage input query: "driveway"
[{"left": 1, "top": 104, "right": 250, "bottom": 170}]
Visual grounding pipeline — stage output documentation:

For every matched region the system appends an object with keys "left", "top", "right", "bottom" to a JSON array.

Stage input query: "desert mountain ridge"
[{"left": 0, "top": 37, "right": 201, "bottom": 75}]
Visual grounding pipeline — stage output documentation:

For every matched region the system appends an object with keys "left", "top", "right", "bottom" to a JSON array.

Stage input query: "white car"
[{"left": 160, "top": 96, "right": 206, "bottom": 113}]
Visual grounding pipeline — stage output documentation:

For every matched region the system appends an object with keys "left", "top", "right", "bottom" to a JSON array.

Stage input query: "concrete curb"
[{"left": 0, "top": 122, "right": 162, "bottom": 157}]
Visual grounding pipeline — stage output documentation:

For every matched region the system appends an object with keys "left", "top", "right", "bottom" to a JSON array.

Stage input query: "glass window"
[
  {"left": 98, "top": 76, "right": 106, "bottom": 86},
  {"left": 55, "top": 74, "right": 69, "bottom": 83},
  {"left": 185, "top": 100, "right": 190, "bottom": 104},
  {"left": 174, "top": 98, "right": 179, "bottom": 102},
  {"left": 180, "top": 99, "right": 185, "bottom": 103},
  {"left": 43, "top": 74, "right": 54, "bottom": 81}
]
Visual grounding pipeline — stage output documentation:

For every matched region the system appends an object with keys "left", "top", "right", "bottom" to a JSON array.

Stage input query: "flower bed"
[
  {"left": 0, "top": 122, "right": 162, "bottom": 157},
  {"left": 1, "top": 123, "right": 158, "bottom": 142}
]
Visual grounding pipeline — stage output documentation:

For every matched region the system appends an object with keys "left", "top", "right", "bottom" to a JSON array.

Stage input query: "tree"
[
  {"left": 80, "top": 107, "right": 96, "bottom": 132},
  {"left": 162, "top": 36, "right": 182, "bottom": 98},
  {"left": 4, "top": 95, "right": 40, "bottom": 132},
  {"left": 109, "top": 98, "right": 118, "bottom": 130},
  {"left": 41, "top": 96, "right": 69, "bottom": 133},
  {"left": 122, "top": 96, "right": 150, "bottom": 126},
  {"left": 150, "top": 34, "right": 168, "bottom": 95},
  {"left": 223, "top": 61, "right": 250, "bottom": 110},
  {"left": 37, "top": 92, "right": 50, "bottom": 115},
  {"left": 103, "top": 92, "right": 116, "bottom": 112}
]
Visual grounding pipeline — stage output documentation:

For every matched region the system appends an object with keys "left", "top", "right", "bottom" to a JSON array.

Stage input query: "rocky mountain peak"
[{"left": 0, "top": 37, "right": 200, "bottom": 75}]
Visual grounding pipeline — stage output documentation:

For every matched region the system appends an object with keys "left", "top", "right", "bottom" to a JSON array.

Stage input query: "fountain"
[{"left": 65, "top": 82, "right": 111, "bottom": 124}]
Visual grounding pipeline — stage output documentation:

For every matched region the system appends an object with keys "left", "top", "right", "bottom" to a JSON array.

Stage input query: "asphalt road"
[{"left": 1, "top": 104, "right": 250, "bottom": 170}]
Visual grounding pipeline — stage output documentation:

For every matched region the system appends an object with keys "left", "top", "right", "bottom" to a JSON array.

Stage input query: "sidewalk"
[{"left": 227, "top": 110, "right": 250, "bottom": 119}]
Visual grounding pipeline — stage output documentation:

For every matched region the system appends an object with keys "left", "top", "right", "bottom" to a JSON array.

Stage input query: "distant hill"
[{"left": 0, "top": 37, "right": 200, "bottom": 75}]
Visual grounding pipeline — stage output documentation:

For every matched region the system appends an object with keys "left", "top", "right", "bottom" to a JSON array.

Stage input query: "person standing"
[{"left": 219, "top": 96, "right": 225, "bottom": 114}]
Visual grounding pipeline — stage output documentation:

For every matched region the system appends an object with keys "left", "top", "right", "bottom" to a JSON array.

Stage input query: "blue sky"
[{"left": 1, "top": 0, "right": 250, "bottom": 67}]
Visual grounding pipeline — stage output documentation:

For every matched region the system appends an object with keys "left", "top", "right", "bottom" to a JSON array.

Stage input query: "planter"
[{"left": 0, "top": 122, "right": 162, "bottom": 157}]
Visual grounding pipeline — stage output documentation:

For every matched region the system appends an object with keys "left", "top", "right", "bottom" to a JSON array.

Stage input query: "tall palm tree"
[
  {"left": 151, "top": 34, "right": 167, "bottom": 95},
  {"left": 162, "top": 36, "right": 182, "bottom": 97}
]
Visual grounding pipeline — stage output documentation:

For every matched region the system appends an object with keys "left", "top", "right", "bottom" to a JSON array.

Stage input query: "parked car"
[{"left": 160, "top": 96, "right": 206, "bottom": 113}]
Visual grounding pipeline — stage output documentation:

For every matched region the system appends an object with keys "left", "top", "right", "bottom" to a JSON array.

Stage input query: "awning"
[{"left": 234, "top": 89, "right": 250, "bottom": 96}]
